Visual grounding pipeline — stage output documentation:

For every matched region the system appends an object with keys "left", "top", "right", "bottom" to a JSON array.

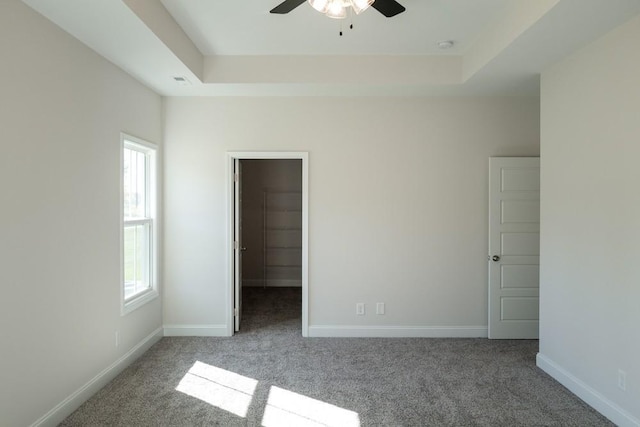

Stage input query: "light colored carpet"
[{"left": 61, "top": 287, "right": 611, "bottom": 426}]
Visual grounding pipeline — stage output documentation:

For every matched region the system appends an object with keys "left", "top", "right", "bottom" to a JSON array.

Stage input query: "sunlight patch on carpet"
[
  {"left": 262, "top": 386, "right": 360, "bottom": 427},
  {"left": 176, "top": 361, "right": 258, "bottom": 417}
]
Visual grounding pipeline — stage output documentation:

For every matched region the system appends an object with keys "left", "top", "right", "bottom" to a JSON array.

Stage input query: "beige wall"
[
  {"left": 539, "top": 14, "right": 640, "bottom": 425},
  {"left": 163, "top": 96, "right": 540, "bottom": 333},
  {"left": 0, "top": 1, "right": 163, "bottom": 425}
]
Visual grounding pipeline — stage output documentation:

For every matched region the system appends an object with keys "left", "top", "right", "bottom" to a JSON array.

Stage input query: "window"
[{"left": 121, "top": 134, "right": 158, "bottom": 314}]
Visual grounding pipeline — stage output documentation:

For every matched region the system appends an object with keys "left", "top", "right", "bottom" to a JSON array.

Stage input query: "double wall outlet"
[{"left": 356, "top": 302, "right": 386, "bottom": 315}]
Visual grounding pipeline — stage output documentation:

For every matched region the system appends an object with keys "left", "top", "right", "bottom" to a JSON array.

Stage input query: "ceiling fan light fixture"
[
  {"left": 308, "top": 0, "right": 330, "bottom": 13},
  {"left": 350, "top": 0, "right": 375, "bottom": 14},
  {"left": 326, "top": 1, "right": 347, "bottom": 19},
  {"left": 308, "top": 0, "right": 375, "bottom": 19}
]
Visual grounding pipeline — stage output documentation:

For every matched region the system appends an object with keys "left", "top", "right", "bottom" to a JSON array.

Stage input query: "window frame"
[{"left": 121, "top": 133, "right": 159, "bottom": 315}]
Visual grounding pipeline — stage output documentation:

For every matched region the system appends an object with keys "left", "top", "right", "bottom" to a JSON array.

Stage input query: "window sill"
[{"left": 121, "top": 288, "right": 159, "bottom": 316}]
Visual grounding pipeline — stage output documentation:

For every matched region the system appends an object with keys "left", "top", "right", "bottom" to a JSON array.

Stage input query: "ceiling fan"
[{"left": 270, "top": 0, "right": 406, "bottom": 18}]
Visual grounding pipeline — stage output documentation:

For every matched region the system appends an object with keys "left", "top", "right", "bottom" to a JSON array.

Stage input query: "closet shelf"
[
  {"left": 266, "top": 246, "right": 302, "bottom": 250},
  {"left": 265, "top": 264, "right": 302, "bottom": 268},
  {"left": 266, "top": 208, "right": 302, "bottom": 213},
  {"left": 265, "top": 190, "right": 301, "bottom": 194},
  {"left": 265, "top": 263, "right": 302, "bottom": 268},
  {"left": 263, "top": 189, "right": 302, "bottom": 286},
  {"left": 266, "top": 226, "right": 302, "bottom": 231}
]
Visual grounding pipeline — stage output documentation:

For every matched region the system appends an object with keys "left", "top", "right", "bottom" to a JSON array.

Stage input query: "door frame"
[{"left": 226, "top": 151, "right": 309, "bottom": 337}]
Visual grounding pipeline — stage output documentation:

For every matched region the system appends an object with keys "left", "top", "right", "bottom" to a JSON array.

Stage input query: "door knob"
[
  {"left": 241, "top": 247, "right": 247, "bottom": 252},
  {"left": 491, "top": 255, "right": 500, "bottom": 262}
]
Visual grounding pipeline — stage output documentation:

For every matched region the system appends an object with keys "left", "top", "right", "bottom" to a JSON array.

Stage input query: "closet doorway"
[{"left": 227, "top": 152, "right": 309, "bottom": 337}]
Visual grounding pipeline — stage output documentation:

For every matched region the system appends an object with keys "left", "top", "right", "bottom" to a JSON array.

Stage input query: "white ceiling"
[
  {"left": 20, "top": 0, "right": 640, "bottom": 97},
  {"left": 160, "top": 0, "right": 508, "bottom": 56}
]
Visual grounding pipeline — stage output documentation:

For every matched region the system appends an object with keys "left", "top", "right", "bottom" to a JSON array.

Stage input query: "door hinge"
[
  {"left": 234, "top": 173, "right": 239, "bottom": 182},
  {"left": 234, "top": 240, "right": 239, "bottom": 250},
  {"left": 234, "top": 307, "right": 238, "bottom": 316}
]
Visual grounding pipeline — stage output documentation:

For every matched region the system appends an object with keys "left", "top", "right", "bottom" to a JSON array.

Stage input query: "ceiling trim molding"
[
  {"left": 204, "top": 55, "right": 462, "bottom": 85},
  {"left": 462, "top": 0, "right": 560, "bottom": 82},
  {"left": 123, "top": 0, "right": 203, "bottom": 81}
]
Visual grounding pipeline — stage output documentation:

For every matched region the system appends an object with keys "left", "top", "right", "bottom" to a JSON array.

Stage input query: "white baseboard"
[
  {"left": 308, "top": 325, "right": 488, "bottom": 338},
  {"left": 243, "top": 279, "right": 301, "bottom": 287},
  {"left": 537, "top": 353, "right": 639, "bottom": 427},
  {"left": 163, "top": 324, "right": 229, "bottom": 337},
  {"left": 31, "top": 327, "right": 163, "bottom": 427}
]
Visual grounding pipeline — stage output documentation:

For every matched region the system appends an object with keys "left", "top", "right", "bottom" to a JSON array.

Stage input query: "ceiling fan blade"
[
  {"left": 270, "top": 0, "right": 307, "bottom": 14},
  {"left": 371, "top": 0, "right": 405, "bottom": 17}
]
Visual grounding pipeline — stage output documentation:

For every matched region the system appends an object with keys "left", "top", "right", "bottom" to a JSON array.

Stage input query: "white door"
[
  {"left": 488, "top": 157, "right": 540, "bottom": 339},
  {"left": 234, "top": 159, "right": 243, "bottom": 332}
]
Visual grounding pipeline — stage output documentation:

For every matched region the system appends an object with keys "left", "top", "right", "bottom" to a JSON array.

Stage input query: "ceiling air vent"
[{"left": 173, "top": 76, "right": 191, "bottom": 86}]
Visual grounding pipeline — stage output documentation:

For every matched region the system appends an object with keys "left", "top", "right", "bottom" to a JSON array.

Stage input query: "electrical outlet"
[
  {"left": 115, "top": 331, "right": 119, "bottom": 348},
  {"left": 618, "top": 369, "right": 627, "bottom": 391},
  {"left": 356, "top": 303, "right": 365, "bottom": 315},
  {"left": 376, "top": 302, "right": 385, "bottom": 315}
]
